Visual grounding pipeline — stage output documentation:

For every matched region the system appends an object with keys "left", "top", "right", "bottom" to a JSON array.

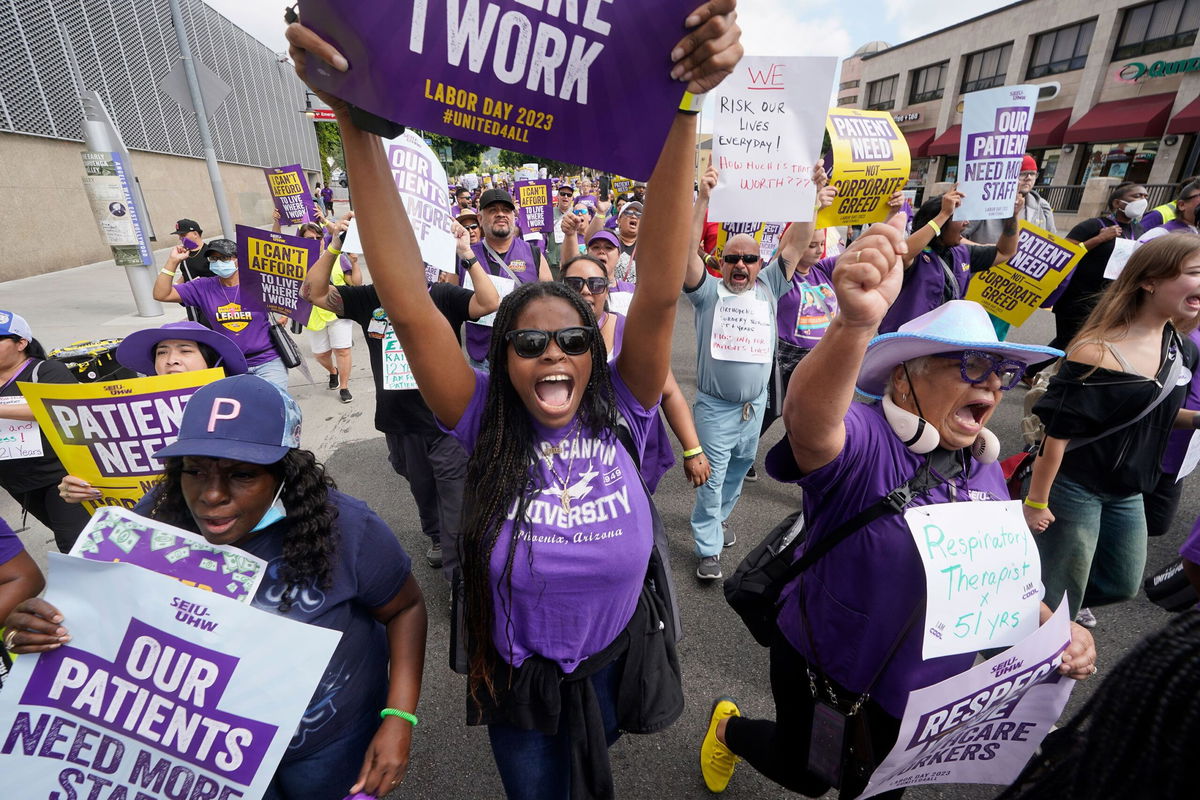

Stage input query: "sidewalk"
[{"left": 1, "top": 216, "right": 376, "bottom": 563}]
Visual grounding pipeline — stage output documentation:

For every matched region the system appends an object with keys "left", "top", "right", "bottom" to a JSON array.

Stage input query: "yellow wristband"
[
  {"left": 1023, "top": 498, "right": 1048, "bottom": 510},
  {"left": 682, "top": 446, "right": 704, "bottom": 458},
  {"left": 159, "top": 268, "right": 177, "bottom": 276},
  {"left": 678, "top": 91, "right": 706, "bottom": 115},
  {"left": 927, "top": 220, "right": 942, "bottom": 236},
  {"left": 326, "top": 246, "right": 342, "bottom": 256}
]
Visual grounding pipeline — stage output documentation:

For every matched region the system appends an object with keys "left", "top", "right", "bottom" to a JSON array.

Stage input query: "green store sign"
[{"left": 1119, "top": 57, "right": 1200, "bottom": 81}]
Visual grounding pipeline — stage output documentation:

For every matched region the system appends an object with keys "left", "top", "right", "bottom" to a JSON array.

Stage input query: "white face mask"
[{"left": 1122, "top": 198, "right": 1149, "bottom": 222}]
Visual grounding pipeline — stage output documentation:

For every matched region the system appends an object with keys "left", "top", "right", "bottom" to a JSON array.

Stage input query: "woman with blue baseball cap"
[
  {"left": 699, "top": 224, "right": 1097, "bottom": 798},
  {"left": 7, "top": 374, "right": 428, "bottom": 798},
  {"left": 0, "top": 309, "right": 91, "bottom": 552}
]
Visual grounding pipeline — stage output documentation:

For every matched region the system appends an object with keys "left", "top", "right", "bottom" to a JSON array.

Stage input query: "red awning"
[
  {"left": 1168, "top": 96, "right": 1200, "bottom": 133},
  {"left": 1064, "top": 93, "right": 1175, "bottom": 143},
  {"left": 903, "top": 128, "right": 937, "bottom": 158},
  {"left": 927, "top": 125, "right": 961, "bottom": 156},
  {"left": 1026, "top": 108, "right": 1072, "bottom": 148}
]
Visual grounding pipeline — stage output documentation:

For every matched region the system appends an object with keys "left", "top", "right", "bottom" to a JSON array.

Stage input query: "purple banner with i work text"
[
  {"left": 297, "top": 0, "right": 698, "bottom": 180},
  {"left": 264, "top": 164, "right": 318, "bottom": 225},
  {"left": 515, "top": 179, "right": 554, "bottom": 234}
]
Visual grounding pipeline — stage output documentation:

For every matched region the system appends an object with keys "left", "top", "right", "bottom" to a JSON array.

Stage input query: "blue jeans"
[
  {"left": 1036, "top": 474, "right": 1148, "bottom": 618},
  {"left": 262, "top": 718, "right": 379, "bottom": 800},
  {"left": 250, "top": 357, "right": 290, "bottom": 393},
  {"left": 690, "top": 391, "right": 767, "bottom": 557},
  {"left": 487, "top": 661, "right": 621, "bottom": 800}
]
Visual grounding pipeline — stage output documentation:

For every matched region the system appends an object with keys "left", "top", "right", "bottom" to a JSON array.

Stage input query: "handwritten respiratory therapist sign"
[
  {"left": 298, "top": 0, "right": 697, "bottom": 179},
  {"left": 956, "top": 85, "right": 1038, "bottom": 222},
  {"left": 709, "top": 56, "right": 835, "bottom": 224},
  {"left": 0, "top": 554, "right": 339, "bottom": 800},
  {"left": 816, "top": 110, "right": 911, "bottom": 228}
]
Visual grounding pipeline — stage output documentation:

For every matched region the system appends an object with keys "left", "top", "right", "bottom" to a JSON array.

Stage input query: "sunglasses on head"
[
  {"left": 506, "top": 326, "right": 594, "bottom": 358},
  {"left": 722, "top": 253, "right": 760, "bottom": 265},
  {"left": 563, "top": 276, "right": 609, "bottom": 295},
  {"left": 935, "top": 350, "right": 1028, "bottom": 390}
]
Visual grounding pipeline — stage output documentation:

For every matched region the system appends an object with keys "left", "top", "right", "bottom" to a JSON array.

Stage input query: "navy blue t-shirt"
[{"left": 135, "top": 488, "right": 411, "bottom": 759}]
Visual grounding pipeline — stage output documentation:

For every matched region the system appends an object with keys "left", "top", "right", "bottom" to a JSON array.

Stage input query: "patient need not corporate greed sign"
[{"left": 298, "top": 0, "right": 697, "bottom": 179}]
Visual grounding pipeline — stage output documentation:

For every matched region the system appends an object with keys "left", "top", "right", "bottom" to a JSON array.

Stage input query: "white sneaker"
[{"left": 1075, "top": 607, "right": 1098, "bottom": 629}]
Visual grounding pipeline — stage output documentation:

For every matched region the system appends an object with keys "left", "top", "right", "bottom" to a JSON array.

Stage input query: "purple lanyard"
[{"left": 0, "top": 359, "right": 31, "bottom": 393}]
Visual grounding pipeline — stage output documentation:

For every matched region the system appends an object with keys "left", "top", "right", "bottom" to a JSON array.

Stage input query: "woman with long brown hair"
[{"left": 1024, "top": 234, "right": 1200, "bottom": 626}]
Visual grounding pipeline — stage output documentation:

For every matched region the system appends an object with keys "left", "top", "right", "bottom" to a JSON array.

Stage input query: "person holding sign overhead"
[
  {"left": 284, "top": 2, "right": 743, "bottom": 796},
  {"left": 685, "top": 165, "right": 833, "bottom": 580},
  {"left": 699, "top": 223, "right": 1095, "bottom": 798},
  {"left": 878, "top": 188, "right": 1020, "bottom": 335},
  {"left": 301, "top": 213, "right": 499, "bottom": 577}
]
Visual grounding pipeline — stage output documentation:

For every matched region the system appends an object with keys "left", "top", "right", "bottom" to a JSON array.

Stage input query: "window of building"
[
  {"left": 866, "top": 75, "right": 898, "bottom": 110},
  {"left": 1027, "top": 21, "right": 1096, "bottom": 78},
  {"left": 841, "top": 95, "right": 859, "bottom": 105},
  {"left": 960, "top": 43, "right": 1013, "bottom": 93},
  {"left": 909, "top": 62, "right": 947, "bottom": 104},
  {"left": 1114, "top": 0, "right": 1200, "bottom": 59},
  {"left": 840, "top": 79, "right": 860, "bottom": 90}
]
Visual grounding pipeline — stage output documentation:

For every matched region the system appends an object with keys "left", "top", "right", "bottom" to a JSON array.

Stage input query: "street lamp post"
[{"left": 302, "top": 92, "right": 350, "bottom": 209}]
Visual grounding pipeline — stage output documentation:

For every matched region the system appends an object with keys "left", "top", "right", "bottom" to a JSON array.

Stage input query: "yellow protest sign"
[
  {"left": 611, "top": 176, "right": 633, "bottom": 195},
  {"left": 816, "top": 110, "right": 910, "bottom": 228},
  {"left": 965, "top": 221, "right": 1085, "bottom": 327},
  {"left": 19, "top": 369, "right": 222, "bottom": 514}
]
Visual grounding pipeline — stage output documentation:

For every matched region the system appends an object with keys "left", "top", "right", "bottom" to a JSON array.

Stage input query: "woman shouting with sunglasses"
[{"left": 286, "top": 3, "right": 742, "bottom": 797}]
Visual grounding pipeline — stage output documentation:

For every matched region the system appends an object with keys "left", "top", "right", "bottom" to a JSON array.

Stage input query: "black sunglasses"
[
  {"left": 722, "top": 253, "right": 760, "bottom": 265},
  {"left": 563, "top": 276, "right": 609, "bottom": 294},
  {"left": 505, "top": 326, "right": 593, "bottom": 358},
  {"left": 464, "top": 223, "right": 480, "bottom": 231}
]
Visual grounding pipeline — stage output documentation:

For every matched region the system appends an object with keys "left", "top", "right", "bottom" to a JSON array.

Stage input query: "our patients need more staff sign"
[{"left": 298, "top": 0, "right": 697, "bottom": 179}]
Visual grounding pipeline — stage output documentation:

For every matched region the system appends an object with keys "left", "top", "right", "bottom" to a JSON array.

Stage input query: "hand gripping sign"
[{"left": 965, "top": 221, "right": 1084, "bottom": 327}]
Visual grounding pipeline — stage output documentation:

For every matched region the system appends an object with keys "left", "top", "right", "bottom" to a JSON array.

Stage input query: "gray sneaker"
[
  {"left": 696, "top": 555, "right": 722, "bottom": 580},
  {"left": 426, "top": 541, "right": 443, "bottom": 569},
  {"left": 1075, "top": 607, "right": 1098, "bottom": 629},
  {"left": 723, "top": 522, "right": 736, "bottom": 548}
]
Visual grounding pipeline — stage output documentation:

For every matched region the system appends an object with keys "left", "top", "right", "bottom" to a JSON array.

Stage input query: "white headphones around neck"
[{"left": 882, "top": 393, "right": 999, "bottom": 464}]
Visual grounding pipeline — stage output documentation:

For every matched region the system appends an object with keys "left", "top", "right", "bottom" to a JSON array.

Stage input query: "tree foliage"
[
  {"left": 313, "top": 121, "right": 343, "bottom": 184},
  {"left": 496, "top": 149, "right": 583, "bottom": 177}
]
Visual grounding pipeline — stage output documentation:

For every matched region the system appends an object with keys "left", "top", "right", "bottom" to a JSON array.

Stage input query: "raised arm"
[
  {"left": 287, "top": 25, "right": 475, "bottom": 427},
  {"left": 992, "top": 193, "right": 1023, "bottom": 265},
  {"left": 457, "top": 223, "right": 501, "bottom": 318},
  {"left": 783, "top": 220, "right": 907, "bottom": 473},
  {"left": 902, "top": 186, "right": 962, "bottom": 269},
  {"left": 776, "top": 166, "right": 835, "bottom": 281},
  {"left": 685, "top": 165, "right": 719, "bottom": 289},
  {"left": 300, "top": 214, "right": 353, "bottom": 314},
  {"left": 152, "top": 245, "right": 188, "bottom": 303}
]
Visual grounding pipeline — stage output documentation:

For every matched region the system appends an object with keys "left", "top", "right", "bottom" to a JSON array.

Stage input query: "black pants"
[
  {"left": 6, "top": 483, "right": 91, "bottom": 553},
  {"left": 760, "top": 355, "right": 805, "bottom": 438},
  {"left": 1144, "top": 469, "right": 1184, "bottom": 538},
  {"left": 385, "top": 430, "right": 467, "bottom": 580},
  {"left": 724, "top": 638, "right": 903, "bottom": 799}
]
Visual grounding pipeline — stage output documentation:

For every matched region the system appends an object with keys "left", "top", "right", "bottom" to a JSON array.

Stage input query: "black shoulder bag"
[{"left": 725, "top": 450, "right": 962, "bottom": 647}]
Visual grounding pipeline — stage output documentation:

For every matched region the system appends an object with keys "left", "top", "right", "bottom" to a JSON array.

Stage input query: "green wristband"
[{"left": 380, "top": 708, "right": 419, "bottom": 726}]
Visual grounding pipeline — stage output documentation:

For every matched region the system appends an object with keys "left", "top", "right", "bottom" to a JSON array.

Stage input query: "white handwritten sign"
[
  {"left": 709, "top": 56, "right": 836, "bottom": 223},
  {"left": 382, "top": 329, "right": 419, "bottom": 391},
  {"left": 0, "top": 416, "right": 43, "bottom": 461},
  {"left": 1103, "top": 237, "right": 1140, "bottom": 280},
  {"left": 905, "top": 500, "right": 1041, "bottom": 659},
  {"left": 463, "top": 273, "right": 516, "bottom": 327},
  {"left": 710, "top": 292, "right": 773, "bottom": 363},
  {"left": 859, "top": 601, "right": 1074, "bottom": 798}
]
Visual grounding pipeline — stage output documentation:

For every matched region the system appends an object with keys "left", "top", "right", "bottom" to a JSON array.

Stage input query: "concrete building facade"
[{"left": 845, "top": 0, "right": 1200, "bottom": 226}]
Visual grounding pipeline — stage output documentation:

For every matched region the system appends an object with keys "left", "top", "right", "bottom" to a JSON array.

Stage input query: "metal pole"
[{"left": 168, "top": 0, "right": 234, "bottom": 239}]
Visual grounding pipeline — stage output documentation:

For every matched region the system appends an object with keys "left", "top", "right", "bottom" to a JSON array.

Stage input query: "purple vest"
[
  {"left": 879, "top": 244, "right": 971, "bottom": 334},
  {"left": 461, "top": 236, "right": 539, "bottom": 362}
]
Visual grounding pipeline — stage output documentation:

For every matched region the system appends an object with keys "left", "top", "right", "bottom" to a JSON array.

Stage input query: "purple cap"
[
  {"left": 587, "top": 230, "right": 620, "bottom": 249},
  {"left": 155, "top": 375, "right": 301, "bottom": 464},
  {"left": 116, "top": 320, "right": 249, "bottom": 376}
]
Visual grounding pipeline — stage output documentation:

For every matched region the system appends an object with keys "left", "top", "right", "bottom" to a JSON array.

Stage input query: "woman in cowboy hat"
[{"left": 699, "top": 223, "right": 1097, "bottom": 798}]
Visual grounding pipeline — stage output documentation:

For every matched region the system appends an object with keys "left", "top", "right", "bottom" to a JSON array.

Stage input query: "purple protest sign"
[
  {"left": 236, "top": 224, "right": 318, "bottom": 321},
  {"left": 956, "top": 85, "right": 1038, "bottom": 221},
  {"left": 514, "top": 179, "right": 554, "bottom": 233},
  {"left": 264, "top": 164, "right": 317, "bottom": 224},
  {"left": 70, "top": 507, "right": 268, "bottom": 603},
  {"left": 297, "top": 0, "right": 697, "bottom": 179}
]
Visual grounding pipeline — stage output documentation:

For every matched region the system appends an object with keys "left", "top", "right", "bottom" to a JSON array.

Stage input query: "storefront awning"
[
  {"left": 903, "top": 128, "right": 937, "bottom": 158},
  {"left": 1026, "top": 108, "right": 1072, "bottom": 148},
  {"left": 1168, "top": 95, "right": 1200, "bottom": 133},
  {"left": 1064, "top": 93, "right": 1175, "bottom": 143},
  {"left": 926, "top": 125, "right": 961, "bottom": 157}
]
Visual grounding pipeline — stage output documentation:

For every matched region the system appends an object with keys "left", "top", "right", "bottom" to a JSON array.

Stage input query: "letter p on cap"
[{"left": 208, "top": 398, "right": 241, "bottom": 431}]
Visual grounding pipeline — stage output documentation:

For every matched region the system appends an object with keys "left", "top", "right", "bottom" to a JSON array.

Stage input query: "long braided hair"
[
  {"left": 461, "top": 280, "right": 618, "bottom": 704},
  {"left": 148, "top": 449, "right": 339, "bottom": 613},
  {"left": 998, "top": 610, "right": 1200, "bottom": 799}
]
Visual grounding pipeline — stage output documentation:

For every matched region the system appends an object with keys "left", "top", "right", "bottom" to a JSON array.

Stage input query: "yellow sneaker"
[{"left": 700, "top": 697, "right": 741, "bottom": 793}]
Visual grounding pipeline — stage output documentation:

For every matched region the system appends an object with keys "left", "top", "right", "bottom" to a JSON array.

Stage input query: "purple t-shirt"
[
  {"left": 610, "top": 313, "right": 677, "bottom": 493},
  {"left": 460, "top": 238, "right": 541, "bottom": 363},
  {"left": 0, "top": 516, "right": 23, "bottom": 565},
  {"left": 879, "top": 244, "right": 972, "bottom": 335},
  {"left": 769, "top": 402, "right": 1010, "bottom": 718},
  {"left": 775, "top": 257, "right": 838, "bottom": 348},
  {"left": 1180, "top": 515, "right": 1200, "bottom": 565},
  {"left": 175, "top": 278, "right": 277, "bottom": 366},
  {"left": 447, "top": 367, "right": 658, "bottom": 672},
  {"left": 1163, "top": 329, "right": 1200, "bottom": 473}
]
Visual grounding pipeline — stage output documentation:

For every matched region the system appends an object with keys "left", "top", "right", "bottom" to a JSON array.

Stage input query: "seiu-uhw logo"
[
  {"left": 991, "top": 656, "right": 1024, "bottom": 678},
  {"left": 102, "top": 384, "right": 134, "bottom": 396},
  {"left": 170, "top": 597, "right": 218, "bottom": 632}
]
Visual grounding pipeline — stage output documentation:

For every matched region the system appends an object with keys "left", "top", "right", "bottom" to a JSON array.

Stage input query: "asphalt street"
[{"left": 4, "top": 263, "right": 1192, "bottom": 799}]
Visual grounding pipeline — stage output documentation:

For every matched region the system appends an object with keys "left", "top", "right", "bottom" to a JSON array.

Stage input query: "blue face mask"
[
  {"left": 251, "top": 482, "right": 286, "bottom": 532},
  {"left": 210, "top": 260, "right": 237, "bottom": 278}
]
